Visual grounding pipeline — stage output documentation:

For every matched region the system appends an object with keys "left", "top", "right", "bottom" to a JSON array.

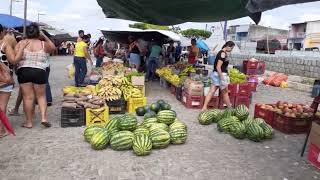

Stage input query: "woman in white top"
[{"left": 13, "top": 23, "right": 56, "bottom": 128}]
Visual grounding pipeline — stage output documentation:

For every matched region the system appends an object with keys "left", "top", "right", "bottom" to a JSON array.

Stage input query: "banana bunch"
[
  {"left": 102, "top": 63, "right": 124, "bottom": 72},
  {"left": 167, "top": 74, "right": 181, "bottom": 86},
  {"left": 97, "top": 77, "right": 122, "bottom": 101},
  {"left": 121, "top": 85, "right": 143, "bottom": 100},
  {"left": 156, "top": 67, "right": 172, "bottom": 77}
]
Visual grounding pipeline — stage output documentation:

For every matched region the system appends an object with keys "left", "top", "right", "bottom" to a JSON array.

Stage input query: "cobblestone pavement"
[{"left": 0, "top": 56, "right": 319, "bottom": 180}]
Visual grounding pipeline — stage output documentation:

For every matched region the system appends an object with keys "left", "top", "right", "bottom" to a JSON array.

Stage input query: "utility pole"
[
  {"left": 10, "top": 0, "right": 13, "bottom": 16},
  {"left": 23, "top": 0, "right": 27, "bottom": 37}
]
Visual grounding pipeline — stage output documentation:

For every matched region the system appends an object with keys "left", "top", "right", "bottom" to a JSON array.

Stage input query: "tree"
[
  {"left": 180, "top": 28, "right": 212, "bottom": 39},
  {"left": 169, "top": 26, "right": 181, "bottom": 34},
  {"left": 129, "top": 23, "right": 169, "bottom": 30}
]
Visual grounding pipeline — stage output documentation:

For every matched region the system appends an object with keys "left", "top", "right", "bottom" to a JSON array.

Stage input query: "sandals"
[
  {"left": 21, "top": 124, "right": 33, "bottom": 129},
  {"left": 41, "top": 121, "right": 52, "bottom": 128},
  {"left": 8, "top": 109, "right": 21, "bottom": 116}
]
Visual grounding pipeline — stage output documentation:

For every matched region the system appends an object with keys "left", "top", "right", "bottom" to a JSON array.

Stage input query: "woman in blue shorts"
[{"left": 202, "top": 41, "right": 235, "bottom": 110}]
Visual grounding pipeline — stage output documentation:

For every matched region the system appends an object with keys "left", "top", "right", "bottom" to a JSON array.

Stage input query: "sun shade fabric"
[
  {"left": 96, "top": 0, "right": 318, "bottom": 25},
  {"left": 0, "top": 14, "right": 32, "bottom": 28}
]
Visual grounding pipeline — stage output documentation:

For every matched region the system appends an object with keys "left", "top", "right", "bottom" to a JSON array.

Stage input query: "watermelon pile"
[
  {"left": 83, "top": 99, "right": 188, "bottom": 156},
  {"left": 198, "top": 105, "right": 274, "bottom": 142}
]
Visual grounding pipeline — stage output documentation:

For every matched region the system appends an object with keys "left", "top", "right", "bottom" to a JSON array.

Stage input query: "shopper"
[
  {"left": 128, "top": 36, "right": 142, "bottom": 70},
  {"left": 13, "top": 23, "right": 56, "bottom": 128},
  {"left": 175, "top": 42, "right": 182, "bottom": 62},
  {"left": 166, "top": 41, "right": 175, "bottom": 64},
  {"left": 146, "top": 40, "right": 162, "bottom": 81},
  {"left": 77, "top": 30, "right": 85, "bottom": 42},
  {"left": 74, "top": 35, "right": 92, "bottom": 87},
  {"left": 93, "top": 38, "right": 105, "bottom": 67},
  {"left": 188, "top": 39, "right": 199, "bottom": 65},
  {"left": 202, "top": 41, "right": 235, "bottom": 111}
]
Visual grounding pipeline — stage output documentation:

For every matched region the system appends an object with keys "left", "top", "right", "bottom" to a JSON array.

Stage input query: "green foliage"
[
  {"left": 181, "top": 29, "right": 212, "bottom": 39},
  {"left": 129, "top": 23, "right": 169, "bottom": 30}
]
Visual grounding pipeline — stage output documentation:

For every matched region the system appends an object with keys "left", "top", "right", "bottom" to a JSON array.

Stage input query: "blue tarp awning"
[{"left": 0, "top": 14, "right": 33, "bottom": 28}]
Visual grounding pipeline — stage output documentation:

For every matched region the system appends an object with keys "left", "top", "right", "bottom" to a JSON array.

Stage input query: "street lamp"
[
  {"left": 10, "top": 0, "right": 23, "bottom": 16},
  {"left": 38, "top": 13, "right": 46, "bottom": 23},
  {"left": 23, "top": 0, "right": 27, "bottom": 37}
]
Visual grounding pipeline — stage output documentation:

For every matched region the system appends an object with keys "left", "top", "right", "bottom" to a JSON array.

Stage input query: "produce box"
[
  {"left": 273, "top": 113, "right": 312, "bottom": 134},
  {"left": 308, "top": 143, "right": 320, "bottom": 170},
  {"left": 238, "top": 83, "right": 252, "bottom": 97},
  {"left": 254, "top": 104, "right": 275, "bottom": 126},
  {"left": 228, "top": 84, "right": 238, "bottom": 95},
  {"left": 127, "top": 97, "right": 147, "bottom": 113},
  {"left": 61, "top": 107, "right": 85, "bottom": 128},
  {"left": 243, "top": 60, "right": 259, "bottom": 73},
  {"left": 106, "top": 98, "right": 126, "bottom": 114},
  {"left": 132, "top": 76, "right": 145, "bottom": 86},
  {"left": 85, "top": 106, "right": 109, "bottom": 126},
  {"left": 234, "top": 96, "right": 251, "bottom": 108},
  {"left": 183, "top": 79, "right": 204, "bottom": 96},
  {"left": 182, "top": 91, "right": 204, "bottom": 109}
]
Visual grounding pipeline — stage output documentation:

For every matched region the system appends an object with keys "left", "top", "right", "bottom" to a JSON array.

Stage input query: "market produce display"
[
  {"left": 156, "top": 64, "right": 196, "bottom": 86},
  {"left": 257, "top": 101, "right": 314, "bottom": 118},
  {"left": 229, "top": 68, "right": 247, "bottom": 84},
  {"left": 198, "top": 105, "right": 274, "bottom": 142},
  {"left": 83, "top": 100, "right": 188, "bottom": 156}
]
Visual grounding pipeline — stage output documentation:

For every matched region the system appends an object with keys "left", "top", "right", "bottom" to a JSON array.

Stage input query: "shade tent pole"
[{"left": 23, "top": 0, "right": 27, "bottom": 37}]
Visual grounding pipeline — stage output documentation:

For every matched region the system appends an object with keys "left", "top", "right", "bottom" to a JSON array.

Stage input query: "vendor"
[
  {"left": 128, "top": 36, "right": 142, "bottom": 70},
  {"left": 202, "top": 41, "right": 235, "bottom": 111},
  {"left": 188, "top": 39, "right": 199, "bottom": 65},
  {"left": 166, "top": 40, "right": 175, "bottom": 64}
]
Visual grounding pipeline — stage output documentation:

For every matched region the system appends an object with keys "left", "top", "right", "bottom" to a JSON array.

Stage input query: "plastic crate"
[
  {"left": 134, "top": 85, "right": 145, "bottom": 97},
  {"left": 127, "top": 97, "right": 147, "bottom": 113},
  {"left": 243, "top": 60, "right": 259, "bottom": 70},
  {"left": 254, "top": 104, "right": 275, "bottom": 126},
  {"left": 245, "top": 68, "right": 258, "bottom": 76},
  {"left": 106, "top": 98, "right": 126, "bottom": 114},
  {"left": 61, "top": 107, "right": 85, "bottom": 128},
  {"left": 234, "top": 96, "right": 250, "bottom": 108},
  {"left": 208, "top": 96, "right": 219, "bottom": 109},
  {"left": 176, "top": 86, "right": 183, "bottom": 102},
  {"left": 170, "top": 85, "right": 176, "bottom": 95},
  {"left": 228, "top": 84, "right": 238, "bottom": 95},
  {"left": 238, "top": 83, "right": 252, "bottom": 96},
  {"left": 218, "top": 94, "right": 235, "bottom": 109},
  {"left": 273, "top": 113, "right": 312, "bottom": 134},
  {"left": 308, "top": 143, "right": 320, "bottom": 170},
  {"left": 85, "top": 106, "right": 109, "bottom": 126},
  {"left": 182, "top": 91, "right": 204, "bottom": 109}
]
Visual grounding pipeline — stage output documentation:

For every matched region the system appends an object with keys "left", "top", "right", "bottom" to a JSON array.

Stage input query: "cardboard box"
[
  {"left": 310, "top": 122, "right": 320, "bottom": 147},
  {"left": 132, "top": 76, "right": 145, "bottom": 86},
  {"left": 183, "top": 79, "right": 204, "bottom": 96}
]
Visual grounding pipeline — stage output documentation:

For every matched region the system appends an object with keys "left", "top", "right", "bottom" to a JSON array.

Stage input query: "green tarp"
[{"left": 96, "top": 0, "right": 318, "bottom": 25}]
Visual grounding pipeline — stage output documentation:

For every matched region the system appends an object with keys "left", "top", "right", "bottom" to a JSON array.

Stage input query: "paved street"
[{"left": 0, "top": 56, "right": 319, "bottom": 180}]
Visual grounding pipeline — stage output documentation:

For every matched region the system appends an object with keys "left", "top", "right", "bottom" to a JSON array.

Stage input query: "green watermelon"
[
  {"left": 259, "top": 123, "right": 274, "bottom": 139},
  {"left": 144, "top": 111, "right": 157, "bottom": 120},
  {"left": 133, "top": 134, "right": 152, "bottom": 156},
  {"left": 230, "top": 122, "right": 246, "bottom": 139},
  {"left": 217, "top": 117, "right": 237, "bottom": 133},
  {"left": 83, "top": 125, "right": 104, "bottom": 142},
  {"left": 142, "top": 118, "right": 158, "bottom": 128},
  {"left": 157, "top": 100, "right": 166, "bottom": 106},
  {"left": 169, "top": 121, "right": 187, "bottom": 130},
  {"left": 90, "top": 129, "right": 110, "bottom": 150},
  {"left": 246, "top": 122, "right": 265, "bottom": 142},
  {"left": 134, "top": 127, "right": 150, "bottom": 136},
  {"left": 223, "top": 108, "right": 235, "bottom": 118},
  {"left": 208, "top": 109, "right": 223, "bottom": 123},
  {"left": 110, "top": 131, "right": 134, "bottom": 150},
  {"left": 243, "top": 117, "right": 254, "bottom": 127},
  {"left": 150, "top": 129, "right": 170, "bottom": 149},
  {"left": 157, "top": 110, "right": 176, "bottom": 125},
  {"left": 135, "top": 107, "right": 146, "bottom": 116},
  {"left": 234, "top": 105, "right": 249, "bottom": 121},
  {"left": 149, "top": 123, "right": 169, "bottom": 132},
  {"left": 105, "top": 115, "right": 121, "bottom": 131},
  {"left": 198, "top": 111, "right": 214, "bottom": 125},
  {"left": 109, "top": 129, "right": 119, "bottom": 138},
  {"left": 254, "top": 118, "right": 266, "bottom": 125},
  {"left": 150, "top": 103, "right": 161, "bottom": 113},
  {"left": 119, "top": 114, "right": 137, "bottom": 131},
  {"left": 160, "top": 103, "right": 171, "bottom": 110},
  {"left": 144, "top": 105, "right": 151, "bottom": 112},
  {"left": 170, "top": 128, "right": 187, "bottom": 144}
]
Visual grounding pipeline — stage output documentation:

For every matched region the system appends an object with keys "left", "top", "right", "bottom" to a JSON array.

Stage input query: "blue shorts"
[
  {"left": 129, "top": 53, "right": 141, "bottom": 67},
  {"left": 0, "top": 85, "right": 14, "bottom": 92},
  {"left": 210, "top": 72, "right": 230, "bottom": 90}
]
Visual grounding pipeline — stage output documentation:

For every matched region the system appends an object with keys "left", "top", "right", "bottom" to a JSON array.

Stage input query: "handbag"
[{"left": 0, "top": 62, "right": 14, "bottom": 88}]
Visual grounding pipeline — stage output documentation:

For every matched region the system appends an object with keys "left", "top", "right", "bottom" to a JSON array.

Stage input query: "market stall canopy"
[
  {"left": 100, "top": 29, "right": 181, "bottom": 44},
  {"left": 0, "top": 14, "right": 33, "bottom": 28},
  {"left": 96, "top": 0, "right": 318, "bottom": 25},
  {"left": 197, "top": 39, "right": 209, "bottom": 52}
]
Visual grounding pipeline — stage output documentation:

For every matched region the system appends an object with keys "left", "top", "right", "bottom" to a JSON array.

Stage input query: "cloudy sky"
[{"left": 1, "top": 0, "right": 320, "bottom": 40}]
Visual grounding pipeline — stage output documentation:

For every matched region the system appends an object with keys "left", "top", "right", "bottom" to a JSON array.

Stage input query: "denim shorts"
[
  {"left": 0, "top": 85, "right": 14, "bottom": 92},
  {"left": 129, "top": 53, "right": 141, "bottom": 66},
  {"left": 210, "top": 71, "right": 230, "bottom": 90}
]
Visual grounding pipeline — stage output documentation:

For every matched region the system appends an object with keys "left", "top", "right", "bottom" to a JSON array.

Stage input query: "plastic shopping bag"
[
  {"left": 86, "top": 61, "right": 92, "bottom": 77},
  {"left": 67, "top": 64, "right": 75, "bottom": 79}
]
